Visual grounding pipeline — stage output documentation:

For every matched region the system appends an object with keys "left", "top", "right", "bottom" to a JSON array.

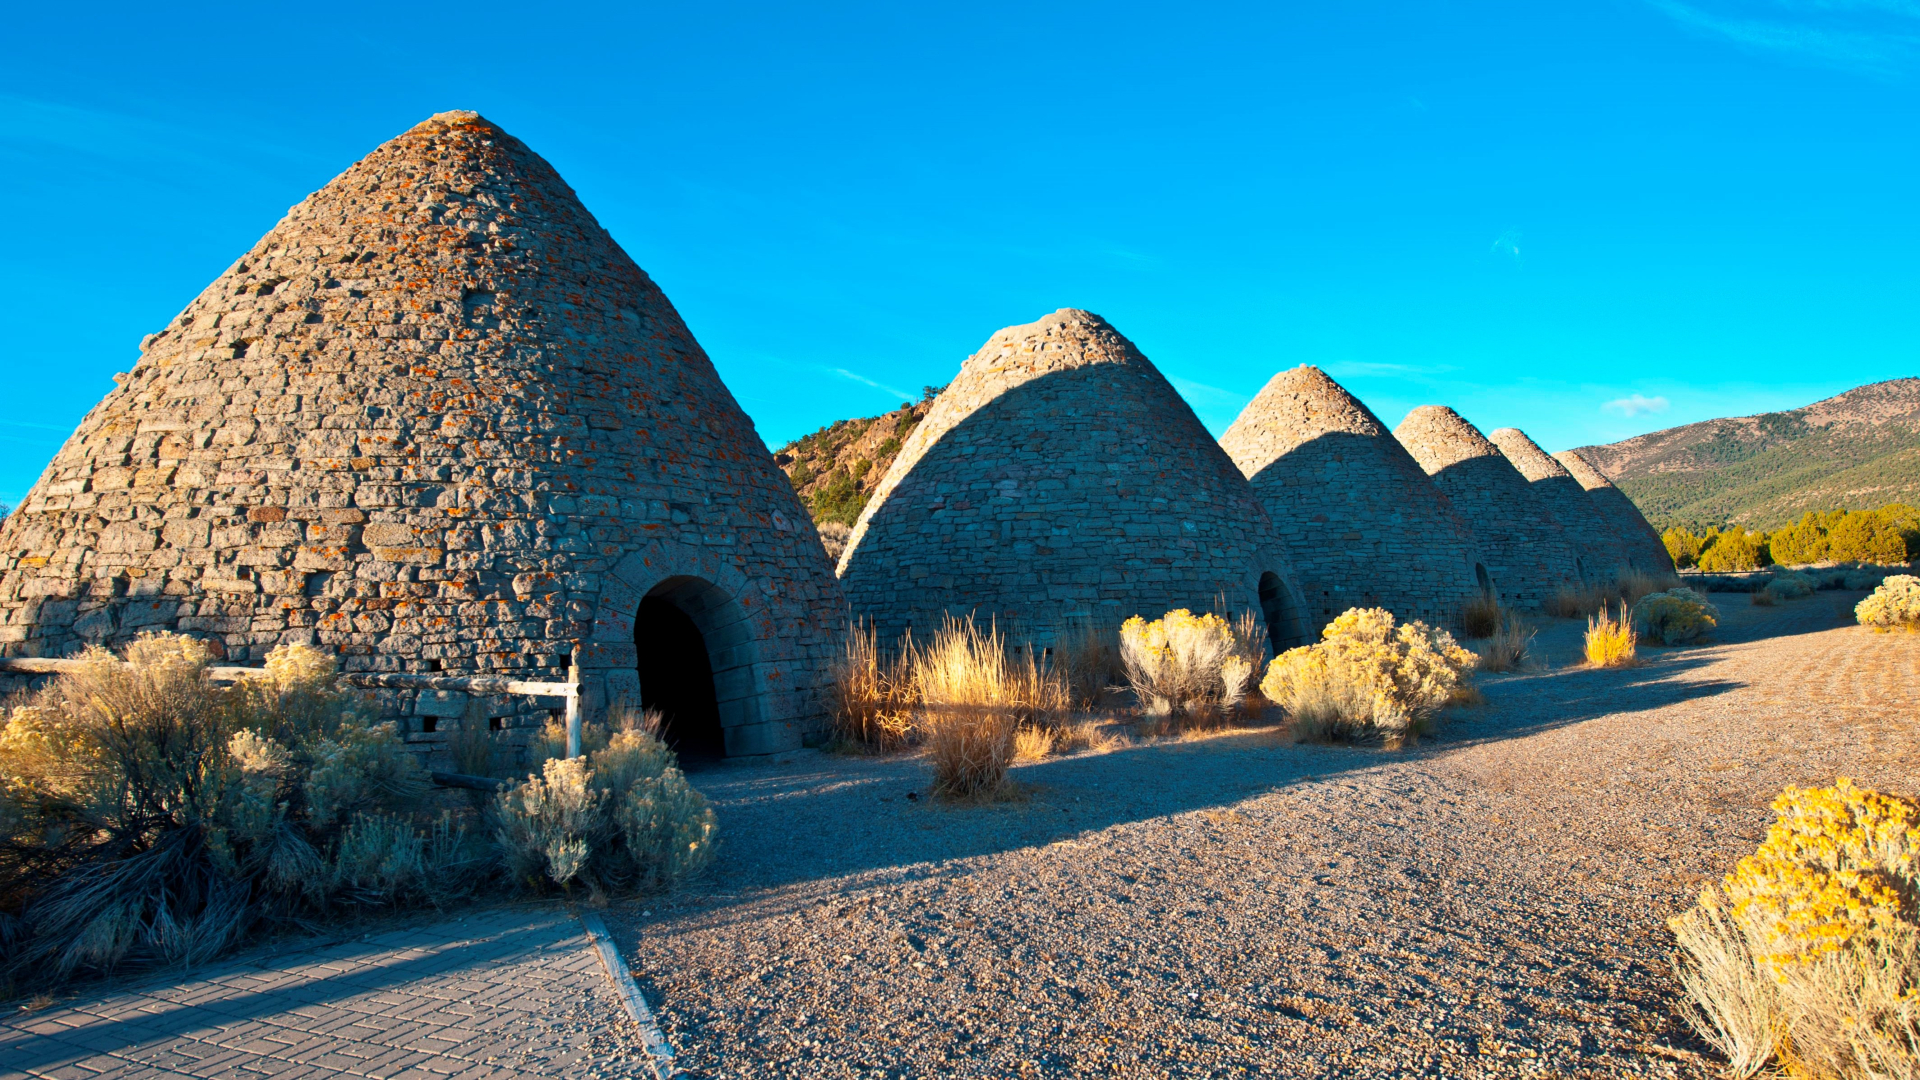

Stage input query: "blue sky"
[{"left": 4, "top": 1, "right": 1918, "bottom": 505}]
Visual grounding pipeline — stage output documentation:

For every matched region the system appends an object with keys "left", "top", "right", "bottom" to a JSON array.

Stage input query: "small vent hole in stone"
[
  {"left": 488, "top": 716, "right": 503, "bottom": 732},
  {"left": 422, "top": 717, "right": 438, "bottom": 733}
]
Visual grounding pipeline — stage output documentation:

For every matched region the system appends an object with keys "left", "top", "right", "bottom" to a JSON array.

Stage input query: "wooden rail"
[{"left": 0, "top": 647, "right": 588, "bottom": 758}]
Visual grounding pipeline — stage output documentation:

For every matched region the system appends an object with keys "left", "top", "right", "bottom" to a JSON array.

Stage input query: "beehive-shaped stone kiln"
[
  {"left": 1487, "top": 428, "right": 1632, "bottom": 583},
  {"left": 1553, "top": 449, "right": 1676, "bottom": 574},
  {"left": 0, "top": 111, "right": 845, "bottom": 758},
  {"left": 839, "top": 309, "right": 1311, "bottom": 650},
  {"left": 1393, "top": 406, "right": 1582, "bottom": 609},
  {"left": 1220, "top": 366, "right": 1487, "bottom": 631}
]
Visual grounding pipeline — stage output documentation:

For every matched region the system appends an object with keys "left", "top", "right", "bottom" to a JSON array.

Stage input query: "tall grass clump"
[
  {"left": 1462, "top": 594, "right": 1502, "bottom": 639},
  {"left": 1051, "top": 618, "right": 1124, "bottom": 711},
  {"left": 1636, "top": 588, "right": 1720, "bottom": 644},
  {"left": 829, "top": 620, "right": 915, "bottom": 749},
  {"left": 0, "top": 636, "right": 485, "bottom": 990},
  {"left": 1669, "top": 779, "right": 1920, "bottom": 1079},
  {"left": 1856, "top": 574, "right": 1920, "bottom": 633},
  {"left": 1584, "top": 602, "right": 1638, "bottom": 668},
  {"left": 914, "top": 617, "right": 1066, "bottom": 799},
  {"left": 1118, "top": 609, "right": 1264, "bottom": 726},
  {"left": 1549, "top": 583, "right": 1615, "bottom": 620},
  {"left": 492, "top": 709, "right": 715, "bottom": 895},
  {"left": 1618, "top": 568, "right": 1685, "bottom": 606},
  {"left": 1259, "top": 608, "right": 1476, "bottom": 748},
  {"left": 1474, "top": 613, "right": 1536, "bottom": 673}
]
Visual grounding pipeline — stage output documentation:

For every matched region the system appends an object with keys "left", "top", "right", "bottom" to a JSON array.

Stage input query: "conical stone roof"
[
  {"left": 838, "top": 309, "right": 1311, "bottom": 648},
  {"left": 1393, "top": 406, "right": 1582, "bottom": 609},
  {"left": 1488, "top": 428, "right": 1633, "bottom": 582},
  {"left": 1553, "top": 449, "right": 1676, "bottom": 574},
  {"left": 0, "top": 111, "right": 845, "bottom": 757},
  {"left": 1220, "top": 366, "right": 1486, "bottom": 631}
]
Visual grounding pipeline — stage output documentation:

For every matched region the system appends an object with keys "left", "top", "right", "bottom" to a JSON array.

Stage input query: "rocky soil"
[{"left": 605, "top": 591, "right": 1918, "bottom": 1078}]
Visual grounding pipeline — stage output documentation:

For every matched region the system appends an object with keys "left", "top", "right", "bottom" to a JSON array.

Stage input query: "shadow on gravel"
[{"left": 685, "top": 649, "right": 1749, "bottom": 911}]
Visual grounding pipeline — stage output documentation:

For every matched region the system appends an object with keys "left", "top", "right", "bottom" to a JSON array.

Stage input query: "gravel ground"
[{"left": 604, "top": 592, "right": 1919, "bottom": 1078}]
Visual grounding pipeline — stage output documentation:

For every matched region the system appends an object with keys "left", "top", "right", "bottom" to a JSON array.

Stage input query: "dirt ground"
[{"left": 603, "top": 592, "right": 1919, "bottom": 1079}]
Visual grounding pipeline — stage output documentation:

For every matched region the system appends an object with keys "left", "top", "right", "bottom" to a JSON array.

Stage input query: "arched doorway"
[
  {"left": 633, "top": 580, "right": 731, "bottom": 761},
  {"left": 1475, "top": 563, "right": 1494, "bottom": 597},
  {"left": 1258, "top": 571, "right": 1304, "bottom": 655}
]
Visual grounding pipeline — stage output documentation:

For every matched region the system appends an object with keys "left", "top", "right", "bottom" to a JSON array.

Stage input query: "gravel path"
[{"left": 605, "top": 591, "right": 1919, "bottom": 1078}]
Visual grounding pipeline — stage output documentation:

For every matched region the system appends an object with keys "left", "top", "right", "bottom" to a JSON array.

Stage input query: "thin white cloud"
[
  {"left": 832, "top": 368, "right": 915, "bottom": 401},
  {"left": 1643, "top": 0, "right": 1920, "bottom": 77},
  {"left": 1605, "top": 393, "right": 1672, "bottom": 418},
  {"left": 1489, "top": 228, "right": 1523, "bottom": 266}
]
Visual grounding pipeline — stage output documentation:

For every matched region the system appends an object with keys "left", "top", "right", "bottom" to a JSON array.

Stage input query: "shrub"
[
  {"left": 1749, "top": 588, "right": 1775, "bottom": 607},
  {"left": 913, "top": 617, "right": 1065, "bottom": 799},
  {"left": 1664, "top": 526, "right": 1713, "bottom": 570},
  {"left": 1763, "top": 570, "right": 1816, "bottom": 601},
  {"left": 1635, "top": 588, "right": 1720, "bottom": 644},
  {"left": 1474, "top": 613, "right": 1535, "bottom": 673},
  {"left": 1669, "top": 779, "right": 1920, "bottom": 1079},
  {"left": 816, "top": 521, "right": 852, "bottom": 564},
  {"left": 1461, "top": 595, "right": 1501, "bottom": 639},
  {"left": 1698, "top": 528, "right": 1773, "bottom": 572},
  {"left": 1051, "top": 618, "right": 1124, "bottom": 711},
  {"left": 1855, "top": 574, "right": 1920, "bottom": 632},
  {"left": 1119, "top": 609, "right": 1262, "bottom": 721},
  {"left": 492, "top": 716, "right": 716, "bottom": 894},
  {"left": 0, "top": 636, "right": 478, "bottom": 989},
  {"left": 829, "top": 620, "right": 915, "bottom": 749},
  {"left": 1259, "top": 608, "right": 1476, "bottom": 747},
  {"left": 1548, "top": 584, "right": 1613, "bottom": 620},
  {"left": 1845, "top": 567, "right": 1892, "bottom": 591},
  {"left": 1584, "top": 602, "right": 1638, "bottom": 667}
]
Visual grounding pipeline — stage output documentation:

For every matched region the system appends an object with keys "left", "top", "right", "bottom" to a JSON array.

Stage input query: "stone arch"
[
  {"left": 634, "top": 575, "right": 759, "bottom": 760},
  {"left": 1258, "top": 570, "right": 1309, "bottom": 655},
  {"left": 1475, "top": 563, "right": 1494, "bottom": 597},
  {"left": 583, "top": 538, "right": 810, "bottom": 758}
]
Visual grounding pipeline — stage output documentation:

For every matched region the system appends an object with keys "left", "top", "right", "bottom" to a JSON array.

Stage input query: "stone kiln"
[
  {"left": 1220, "top": 366, "right": 1487, "bottom": 632},
  {"left": 838, "top": 309, "right": 1311, "bottom": 650},
  {"left": 1393, "top": 406, "right": 1582, "bottom": 610},
  {"left": 1488, "top": 428, "right": 1633, "bottom": 583},
  {"left": 1553, "top": 449, "right": 1677, "bottom": 575},
  {"left": 0, "top": 111, "right": 845, "bottom": 758}
]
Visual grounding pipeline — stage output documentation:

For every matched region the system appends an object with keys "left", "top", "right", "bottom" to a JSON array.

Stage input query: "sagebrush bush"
[
  {"left": 1259, "top": 608, "right": 1476, "bottom": 747},
  {"left": 1119, "top": 609, "right": 1263, "bottom": 722},
  {"left": 1635, "top": 588, "right": 1720, "bottom": 644},
  {"left": 912, "top": 617, "right": 1066, "bottom": 799},
  {"left": 1584, "top": 603, "right": 1638, "bottom": 667},
  {"left": 492, "top": 714, "right": 716, "bottom": 894},
  {"left": 1845, "top": 567, "right": 1892, "bottom": 592},
  {"left": 1855, "top": 574, "right": 1920, "bottom": 633},
  {"left": 1669, "top": 779, "right": 1920, "bottom": 1079},
  {"left": 1764, "top": 570, "right": 1817, "bottom": 601},
  {"left": 0, "top": 636, "right": 483, "bottom": 989}
]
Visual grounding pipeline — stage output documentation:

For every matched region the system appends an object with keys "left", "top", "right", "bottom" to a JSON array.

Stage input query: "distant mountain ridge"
[{"left": 1573, "top": 378, "right": 1920, "bottom": 531}]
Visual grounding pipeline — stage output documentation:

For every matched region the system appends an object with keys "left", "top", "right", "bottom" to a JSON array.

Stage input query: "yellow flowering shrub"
[
  {"left": 1670, "top": 778, "right": 1920, "bottom": 1079},
  {"left": 1259, "top": 607, "right": 1476, "bottom": 746},
  {"left": 1636, "top": 587, "right": 1720, "bottom": 645},
  {"left": 1855, "top": 574, "right": 1920, "bottom": 632},
  {"left": 1119, "top": 609, "right": 1261, "bottom": 718},
  {"left": 1722, "top": 779, "right": 1919, "bottom": 971}
]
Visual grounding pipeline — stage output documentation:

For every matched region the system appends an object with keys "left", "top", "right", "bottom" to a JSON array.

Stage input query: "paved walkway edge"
[{"left": 579, "top": 911, "right": 679, "bottom": 1078}]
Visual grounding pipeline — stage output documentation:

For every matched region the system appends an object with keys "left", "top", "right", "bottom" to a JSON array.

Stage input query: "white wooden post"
[{"left": 565, "top": 645, "right": 582, "bottom": 759}]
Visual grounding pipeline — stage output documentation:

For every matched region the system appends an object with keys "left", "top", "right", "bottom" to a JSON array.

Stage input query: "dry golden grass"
[
  {"left": 914, "top": 617, "right": 1068, "bottom": 799},
  {"left": 1618, "top": 567, "right": 1684, "bottom": 606},
  {"left": 1012, "top": 725, "right": 1056, "bottom": 762},
  {"left": 1584, "top": 602, "right": 1638, "bottom": 667},
  {"left": 1475, "top": 614, "right": 1535, "bottom": 673},
  {"left": 1462, "top": 595, "right": 1502, "bottom": 639},
  {"left": 1749, "top": 588, "right": 1776, "bottom": 606},
  {"left": 830, "top": 619, "right": 916, "bottom": 750},
  {"left": 1548, "top": 583, "right": 1614, "bottom": 619},
  {"left": 1050, "top": 619, "right": 1124, "bottom": 710}
]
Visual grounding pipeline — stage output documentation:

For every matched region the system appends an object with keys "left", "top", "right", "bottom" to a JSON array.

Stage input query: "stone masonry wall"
[
  {"left": 1393, "top": 407, "right": 1582, "bottom": 610},
  {"left": 1554, "top": 450, "right": 1678, "bottom": 575},
  {"left": 1220, "top": 366, "right": 1486, "bottom": 633},
  {"left": 1487, "top": 428, "right": 1633, "bottom": 583},
  {"left": 0, "top": 111, "right": 846, "bottom": 759},
  {"left": 838, "top": 309, "right": 1312, "bottom": 650}
]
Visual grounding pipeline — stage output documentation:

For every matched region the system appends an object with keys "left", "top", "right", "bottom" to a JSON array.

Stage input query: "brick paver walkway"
[{"left": 0, "top": 905, "right": 654, "bottom": 1080}]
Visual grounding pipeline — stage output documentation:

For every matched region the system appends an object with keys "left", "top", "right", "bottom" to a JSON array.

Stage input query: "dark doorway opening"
[
  {"left": 1575, "top": 556, "right": 1589, "bottom": 584},
  {"left": 1258, "top": 571, "right": 1302, "bottom": 655},
  {"left": 635, "top": 595, "right": 726, "bottom": 761},
  {"left": 1475, "top": 563, "right": 1494, "bottom": 597}
]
